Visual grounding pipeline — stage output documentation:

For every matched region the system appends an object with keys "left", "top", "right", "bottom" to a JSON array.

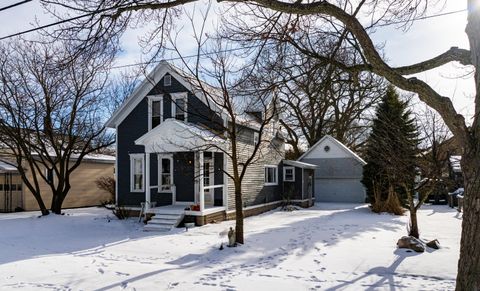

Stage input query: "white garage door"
[{"left": 314, "top": 178, "right": 366, "bottom": 203}]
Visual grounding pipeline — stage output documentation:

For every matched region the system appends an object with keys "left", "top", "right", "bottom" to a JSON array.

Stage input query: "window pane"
[
  {"left": 160, "top": 158, "right": 172, "bottom": 191},
  {"left": 152, "top": 100, "right": 161, "bottom": 116},
  {"left": 175, "top": 98, "right": 185, "bottom": 121}
]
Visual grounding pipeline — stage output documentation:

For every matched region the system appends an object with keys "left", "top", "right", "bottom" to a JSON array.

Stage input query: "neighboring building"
[
  {"left": 0, "top": 154, "right": 115, "bottom": 213},
  {"left": 298, "top": 135, "right": 367, "bottom": 203},
  {"left": 106, "top": 61, "right": 312, "bottom": 229}
]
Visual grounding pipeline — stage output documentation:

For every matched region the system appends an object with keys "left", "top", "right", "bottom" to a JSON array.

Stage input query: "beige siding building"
[{"left": 0, "top": 155, "right": 115, "bottom": 212}]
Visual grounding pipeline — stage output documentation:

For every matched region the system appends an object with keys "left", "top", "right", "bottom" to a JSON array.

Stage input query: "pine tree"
[{"left": 362, "top": 85, "right": 419, "bottom": 214}]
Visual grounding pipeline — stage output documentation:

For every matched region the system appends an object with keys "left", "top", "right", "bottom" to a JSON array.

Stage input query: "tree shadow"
[
  {"left": 0, "top": 207, "right": 174, "bottom": 265},
  {"left": 324, "top": 249, "right": 420, "bottom": 291}
]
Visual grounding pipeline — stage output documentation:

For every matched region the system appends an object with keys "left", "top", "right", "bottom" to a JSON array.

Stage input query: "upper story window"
[
  {"left": 171, "top": 93, "right": 187, "bottom": 122},
  {"left": 164, "top": 75, "right": 172, "bottom": 86},
  {"left": 148, "top": 96, "right": 163, "bottom": 130}
]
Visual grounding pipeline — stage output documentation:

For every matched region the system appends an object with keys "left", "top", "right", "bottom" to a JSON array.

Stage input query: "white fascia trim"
[
  {"left": 298, "top": 135, "right": 367, "bottom": 165},
  {"left": 129, "top": 153, "right": 145, "bottom": 193}
]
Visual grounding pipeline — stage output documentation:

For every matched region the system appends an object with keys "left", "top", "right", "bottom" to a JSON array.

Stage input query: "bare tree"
[
  {"left": 39, "top": 0, "right": 480, "bottom": 287},
  {"left": 0, "top": 39, "right": 115, "bottom": 214}
]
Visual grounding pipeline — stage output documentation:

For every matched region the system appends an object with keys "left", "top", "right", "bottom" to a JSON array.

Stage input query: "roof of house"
[
  {"left": 0, "top": 160, "right": 18, "bottom": 173},
  {"left": 283, "top": 160, "right": 317, "bottom": 169},
  {"left": 105, "top": 61, "right": 273, "bottom": 132},
  {"left": 135, "top": 118, "right": 226, "bottom": 153},
  {"left": 298, "top": 135, "right": 366, "bottom": 165}
]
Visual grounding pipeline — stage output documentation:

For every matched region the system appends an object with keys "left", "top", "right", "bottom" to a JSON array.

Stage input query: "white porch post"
[
  {"left": 199, "top": 151, "right": 205, "bottom": 212},
  {"left": 145, "top": 152, "right": 151, "bottom": 212},
  {"left": 223, "top": 153, "right": 228, "bottom": 209}
]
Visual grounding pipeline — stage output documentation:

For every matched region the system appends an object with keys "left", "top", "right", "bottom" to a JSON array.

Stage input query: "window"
[
  {"left": 164, "top": 74, "right": 172, "bottom": 86},
  {"left": 264, "top": 165, "right": 278, "bottom": 185},
  {"left": 253, "top": 132, "right": 259, "bottom": 145},
  {"left": 283, "top": 166, "right": 295, "bottom": 182},
  {"left": 171, "top": 93, "right": 187, "bottom": 121},
  {"left": 148, "top": 96, "right": 163, "bottom": 130},
  {"left": 158, "top": 154, "right": 173, "bottom": 192},
  {"left": 130, "top": 154, "right": 144, "bottom": 192},
  {"left": 45, "top": 168, "right": 55, "bottom": 184}
]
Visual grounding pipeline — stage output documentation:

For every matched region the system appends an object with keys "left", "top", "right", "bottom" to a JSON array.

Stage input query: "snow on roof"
[
  {"left": 449, "top": 155, "right": 462, "bottom": 173},
  {"left": 135, "top": 118, "right": 226, "bottom": 153},
  {"left": 283, "top": 160, "right": 317, "bottom": 169},
  {"left": 0, "top": 160, "right": 18, "bottom": 173}
]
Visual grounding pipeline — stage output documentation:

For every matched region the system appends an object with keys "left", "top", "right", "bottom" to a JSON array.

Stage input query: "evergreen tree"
[{"left": 362, "top": 85, "right": 419, "bottom": 214}]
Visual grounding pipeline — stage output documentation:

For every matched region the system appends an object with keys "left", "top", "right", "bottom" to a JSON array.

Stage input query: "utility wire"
[
  {"left": 0, "top": 0, "right": 32, "bottom": 12},
  {"left": 0, "top": 6, "right": 468, "bottom": 41}
]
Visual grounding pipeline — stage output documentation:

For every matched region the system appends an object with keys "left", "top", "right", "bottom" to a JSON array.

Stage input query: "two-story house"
[{"left": 106, "top": 61, "right": 316, "bottom": 230}]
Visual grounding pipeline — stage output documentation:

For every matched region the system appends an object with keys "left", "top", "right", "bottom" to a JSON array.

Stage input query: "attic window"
[
  {"left": 324, "top": 145, "right": 330, "bottom": 152},
  {"left": 164, "top": 75, "right": 172, "bottom": 86}
]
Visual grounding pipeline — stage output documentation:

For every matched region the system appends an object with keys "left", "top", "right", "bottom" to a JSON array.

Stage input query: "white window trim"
[
  {"left": 130, "top": 153, "right": 145, "bottom": 192},
  {"left": 158, "top": 154, "right": 174, "bottom": 193},
  {"left": 148, "top": 95, "right": 164, "bottom": 131},
  {"left": 283, "top": 166, "right": 295, "bottom": 182},
  {"left": 171, "top": 92, "right": 188, "bottom": 122},
  {"left": 253, "top": 132, "right": 259, "bottom": 145},
  {"left": 164, "top": 74, "right": 172, "bottom": 86},
  {"left": 264, "top": 165, "right": 278, "bottom": 186}
]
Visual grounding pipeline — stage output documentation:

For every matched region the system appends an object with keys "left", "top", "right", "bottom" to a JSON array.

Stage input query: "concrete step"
[
  {"left": 148, "top": 220, "right": 177, "bottom": 226},
  {"left": 152, "top": 214, "right": 181, "bottom": 220}
]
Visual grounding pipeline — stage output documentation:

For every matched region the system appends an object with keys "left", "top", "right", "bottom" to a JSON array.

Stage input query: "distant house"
[
  {"left": 106, "top": 61, "right": 313, "bottom": 230},
  {"left": 298, "top": 135, "right": 366, "bottom": 203},
  {"left": 0, "top": 154, "right": 115, "bottom": 213}
]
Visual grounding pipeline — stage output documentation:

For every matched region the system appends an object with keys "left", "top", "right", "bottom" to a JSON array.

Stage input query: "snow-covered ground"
[{"left": 0, "top": 203, "right": 461, "bottom": 290}]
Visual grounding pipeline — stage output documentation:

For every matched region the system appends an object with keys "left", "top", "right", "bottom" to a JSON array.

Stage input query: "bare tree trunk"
[
  {"left": 234, "top": 181, "right": 244, "bottom": 244},
  {"left": 33, "top": 194, "right": 50, "bottom": 216},
  {"left": 408, "top": 193, "right": 419, "bottom": 239},
  {"left": 456, "top": 153, "right": 480, "bottom": 290}
]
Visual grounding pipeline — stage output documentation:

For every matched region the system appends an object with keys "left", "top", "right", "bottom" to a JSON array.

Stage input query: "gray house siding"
[
  {"left": 117, "top": 98, "right": 148, "bottom": 207},
  {"left": 227, "top": 135, "right": 285, "bottom": 210},
  {"left": 116, "top": 74, "right": 223, "bottom": 207},
  {"left": 282, "top": 164, "right": 303, "bottom": 200},
  {"left": 302, "top": 157, "right": 365, "bottom": 203}
]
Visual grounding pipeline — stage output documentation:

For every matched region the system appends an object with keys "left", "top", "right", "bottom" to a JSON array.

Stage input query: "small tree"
[
  {"left": 362, "top": 85, "right": 419, "bottom": 214},
  {"left": 95, "top": 176, "right": 116, "bottom": 204}
]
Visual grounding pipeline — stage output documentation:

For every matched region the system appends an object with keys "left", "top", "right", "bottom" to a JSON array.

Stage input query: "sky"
[{"left": 0, "top": 0, "right": 474, "bottom": 121}]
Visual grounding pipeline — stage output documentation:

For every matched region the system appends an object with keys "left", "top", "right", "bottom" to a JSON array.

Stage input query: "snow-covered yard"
[{"left": 0, "top": 203, "right": 461, "bottom": 290}]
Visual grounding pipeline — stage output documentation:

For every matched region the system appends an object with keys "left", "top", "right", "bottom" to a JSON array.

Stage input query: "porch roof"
[
  {"left": 135, "top": 118, "right": 226, "bottom": 153},
  {"left": 0, "top": 160, "right": 18, "bottom": 173},
  {"left": 283, "top": 160, "right": 317, "bottom": 169}
]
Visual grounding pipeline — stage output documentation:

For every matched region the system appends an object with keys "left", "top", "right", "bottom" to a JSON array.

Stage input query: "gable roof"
[
  {"left": 298, "top": 135, "right": 366, "bottom": 165},
  {"left": 283, "top": 160, "right": 317, "bottom": 169},
  {"left": 105, "top": 61, "right": 225, "bottom": 129}
]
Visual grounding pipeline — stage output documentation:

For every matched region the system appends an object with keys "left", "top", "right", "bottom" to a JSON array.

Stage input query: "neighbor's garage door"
[{"left": 314, "top": 178, "right": 365, "bottom": 203}]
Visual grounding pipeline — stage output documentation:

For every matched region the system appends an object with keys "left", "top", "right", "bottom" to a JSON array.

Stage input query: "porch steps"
[{"left": 144, "top": 209, "right": 184, "bottom": 232}]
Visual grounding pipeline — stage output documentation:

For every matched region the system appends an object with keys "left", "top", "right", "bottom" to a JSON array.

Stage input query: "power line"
[
  {"left": 0, "top": 0, "right": 32, "bottom": 12},
  {"left": 0, "top": 6, "right": 468, "bottom": 41},
  {"left": 376, "top": 8, "right": 467, "bottom": 27}
]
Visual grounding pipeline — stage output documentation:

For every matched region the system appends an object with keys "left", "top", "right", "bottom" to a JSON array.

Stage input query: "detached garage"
[{"left": 298, "top": 135, "right": 367, "bottom": 203}]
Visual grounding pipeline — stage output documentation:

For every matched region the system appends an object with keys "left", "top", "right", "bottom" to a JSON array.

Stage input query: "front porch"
[{"left": 135, "top": 119, "right": 229, "bottom": 224}]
